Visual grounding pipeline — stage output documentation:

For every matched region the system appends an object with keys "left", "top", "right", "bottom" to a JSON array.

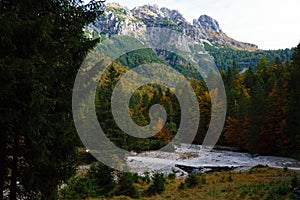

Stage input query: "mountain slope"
[
  {"left": 86, "top": 3, "right": 258, "bottom": 51},
  {"left": 86, "top": 3, "right": 294, "bottom": 72}
]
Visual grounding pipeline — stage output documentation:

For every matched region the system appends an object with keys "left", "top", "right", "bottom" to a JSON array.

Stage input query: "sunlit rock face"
[{"left": 87, "top": 3, "right": 258, "bottom": 51}]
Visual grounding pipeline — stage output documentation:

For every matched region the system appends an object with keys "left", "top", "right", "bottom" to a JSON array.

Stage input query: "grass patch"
[{"left": 62, "top": 167, "right": 300, "bottom": 200}]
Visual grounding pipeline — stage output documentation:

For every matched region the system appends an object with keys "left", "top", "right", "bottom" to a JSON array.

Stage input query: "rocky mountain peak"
[
  {"left": 107, "top": 2, "right": 125, "bottom": 9},
  {"left": 193, "top": 15, "right": 223, "bottom": 33},
  {"left": 86, "top": 3, "right": 146, "bottom": 36},
  {"left": 86, "top": 3, "right": 258, "bottom": 51},
  {"left": 160, "top": 7, "right": 188, "bottom": 25},
  {"left": 131, "top": 5, "right": 188, "bottom": 26},
  {"left": 131, "top": 4, "right": 163, "bottom": 20}
]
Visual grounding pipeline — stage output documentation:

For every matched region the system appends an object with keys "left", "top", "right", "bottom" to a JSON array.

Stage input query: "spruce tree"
[{"left": 0, "top": 0, "right": 105, "bottom": 199}]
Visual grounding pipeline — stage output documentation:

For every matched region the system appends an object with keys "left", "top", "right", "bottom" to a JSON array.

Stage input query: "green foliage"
[
  {"left": 102, "top": 6, "right": 127, "bottom": 22},
  {"left": 162, "top": 17, "right": 175, "bottom": 26},
  {"left": 146, "top": 173, "right": 166, "bottom": 195},
  {"left": 61, "top": 164, "right": 141, "bottom": 199},
  {"left": 222, "top": 43, "right": 300, "bottom": 157},
  {"left": 60, "top": 175, "right": 100, "bottom": 199},
  {"left": 87, "top": 162, "right": 116, "bottom": 195},
  {"left": 117, "top": 15, "right": 126, "bottom": 22},
  {"left": 77, "top": 151, "right": 97, "bottom": 165},
  {"left": 239, "top": 180, "right": 290, "bottom": 200},
  {"left": 132, "top": 17, "right": 142, "bottom": 23},
  {"left": 292, "top": 42, "right": 300, "bottom": 66},
  {"left": 185, "top": 173, "right": 199, "bottom": 188},
  {"left": 141, "top": 172, "right": 151, "bottom": 184},
  {"left": 106, "top": 6, "right": 126, "bottom": 16},
  {"left": 117, "top": 48, "right": 166, "bottom": 69},
  {"left": 97, "top": 38, "right": 203, "bottom": 79},
  {"left": 291, "top": 173, "right": 299, "bottom": 188},
  {"left": 1, "top": 0, "right": 298, "bottom": 198},
  {"left": 113, "top": 172, "right": 140, "bottom": 198},
  {"left": 178, "top": 182, "right": 185, "bottom": 190},
  {"left": 93, "top": 41, "right": 300, "bottom": 158},
  {"left": 168, "top": 172, "right": 176, "bottom": 180},
  {"left": 95, "top": 62, "right": 181, "bottom": 152},
  {"left": 0, "top": 0, "right": 105, "bottom": 199},
  {"left": 204, "top": 43, "right": 294, "bottom": 71}
]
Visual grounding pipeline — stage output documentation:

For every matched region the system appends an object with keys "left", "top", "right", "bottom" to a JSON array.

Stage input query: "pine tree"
[
  {"left": 248, "top": 77, "right": 267, "bottom": 153},
  {"left": 286, "top": 43, "right": 300, "bottom": 158},
  {"left": 0, "top": 0, "right": 105, "bottom": 199},
  {"left": 88, "top": 162, "right": 116, "bottom": 196},
  {"left": 114, "top": 172, "right": 139, "bottom": 198},
  {"left": 146, "top": 172, "right": 166, "bottom": 195}
]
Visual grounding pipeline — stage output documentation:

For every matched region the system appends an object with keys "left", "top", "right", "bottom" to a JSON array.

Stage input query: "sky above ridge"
[{"left": 89, "top": 0, "right": 300, "bottom": 50}]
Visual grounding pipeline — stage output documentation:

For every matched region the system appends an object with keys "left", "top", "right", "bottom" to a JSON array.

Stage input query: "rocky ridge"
[{"left": 87, "top": 3, "right": 258, "bottom": 51}]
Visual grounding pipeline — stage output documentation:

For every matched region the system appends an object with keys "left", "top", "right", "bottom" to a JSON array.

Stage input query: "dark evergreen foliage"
[
  {"left": 146, "top": 172, "right": 166, "bottom": 195},
  {"left": 204, "top": 43, "right": 294, "bottom": 71},
  {"left": 185, "top": 173, "right": 199, "bottom": 188},
  {"left": 0, "top": 0, "right": 105, "bottom": 199}
]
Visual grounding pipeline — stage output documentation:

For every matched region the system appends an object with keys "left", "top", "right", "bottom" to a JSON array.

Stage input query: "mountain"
[
  {"left": 85, "top": 3, "right": 294, "bottom": 71},
  {"left": 86, "top": 3, "right": 258, "bottom": 51}
]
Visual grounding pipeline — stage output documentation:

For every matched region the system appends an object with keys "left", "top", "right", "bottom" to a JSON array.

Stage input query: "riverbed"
[{"left": 126, "top": 143, "right": 300, "bottom": 176}]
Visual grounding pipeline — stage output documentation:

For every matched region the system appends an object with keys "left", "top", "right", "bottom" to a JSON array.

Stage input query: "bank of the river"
[{"left": 126, "top": 144, "right": 300, "bottom": 176}]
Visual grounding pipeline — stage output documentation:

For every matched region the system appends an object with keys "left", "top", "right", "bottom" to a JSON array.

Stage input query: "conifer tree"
[{"left": 0, "top": 0, "right": 105, "bottom": 199}]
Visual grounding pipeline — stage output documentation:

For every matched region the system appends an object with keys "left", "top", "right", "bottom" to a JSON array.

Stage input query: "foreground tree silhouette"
[{"left": 0, "top": 0, "right": 105, "bottom": 199}]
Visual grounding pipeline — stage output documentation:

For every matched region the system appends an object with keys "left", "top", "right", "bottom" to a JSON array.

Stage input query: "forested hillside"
[
  {"left": 221, "top": 44, "right": 300, "bottom": 157},
  {"left": 94, "top": 42, "right": 300, "bottom": 159},
  {"left": 1, "top": 1, "right": 299, "bottom": 199},
  {"left": 204, "top": 43, "right": 294, "bottom": 71}
]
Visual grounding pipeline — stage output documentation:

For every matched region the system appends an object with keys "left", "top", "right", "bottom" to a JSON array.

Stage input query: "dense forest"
[
  {"left": 1, "top": 0, "right": 300, "bottom": 199},
  {"left": 95, "top": 44, "right": 300, "bottom": 158},
  {"left": 204, "top": 43, "right": 294, "bottom": 71},
  {"left": 221, "top": 51, "right": 300, "bottom": 157}
]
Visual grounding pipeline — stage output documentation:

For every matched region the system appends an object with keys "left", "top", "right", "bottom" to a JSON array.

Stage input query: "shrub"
[
  {"left": 60, "top": 162, "right": 117, "bottom": 199},
  {"left": 168, "top": 173, "right": 176, "bottom": 180},
  {"left": 146, "top": 173, "right": 166, "bottom": 195},
  {"left": 141, "top": 171, "right": 151, "bottom": 184},
  {"left": 87, "top": 162, "right": 116, "bottom": 195},
  {"left": 178, "top": 182, "right": 185, "bottom": 190},
  {"left": 113, "top": 172, "right": 140, "bottom": 198},
  {"left": 263, "top": 181, "right": 290, "bottom": 199},
  {"left": 185, "top": 173, "right": 199, "bottom": 188},
  {"left": 60, "top": 176, "right": 99, "bottom": 199},
  {"left": 291, "top": 173, "right": 299, "bottom": 188}
]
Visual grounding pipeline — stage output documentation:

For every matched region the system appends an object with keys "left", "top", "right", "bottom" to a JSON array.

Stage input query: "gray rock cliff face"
[
  {"left": 87, "top": 3, "right": 258, "bottom": 51},
  {"left": 86, "top": 3, "right": 146, "bottom": 36},
  {"left": 194, "top": 15, "right": 223, "bottom": 33}
]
